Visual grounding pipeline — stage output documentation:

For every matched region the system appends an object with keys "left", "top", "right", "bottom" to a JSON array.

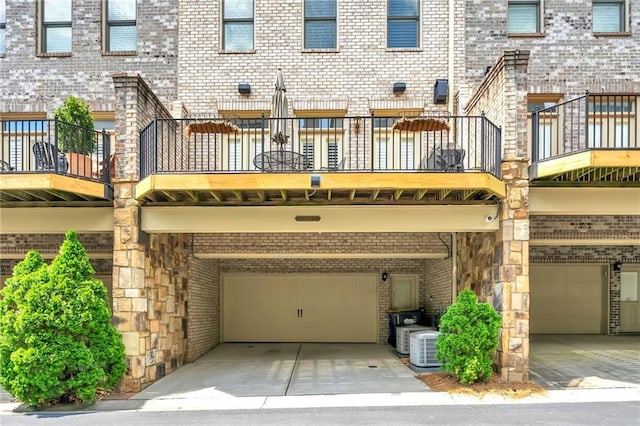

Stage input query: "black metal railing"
[
  {"left": 140, "top": 115, "right": 501, "bottom": 179},
  {"left": 0, "top": 118, "right": 111, "bottom": 183},
  {"left": 532, "top": 92, "right": 639, "bottom": 162}
]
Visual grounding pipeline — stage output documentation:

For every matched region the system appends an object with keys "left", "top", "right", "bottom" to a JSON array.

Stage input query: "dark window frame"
[
  {"left": 387, "top": 0, "right": 420, "bottom": 48},
  {"left": 304, "top": 0, "right": 337, "bottom": 49},
  {"left": 507, "top": 0, "right": 542, "bottom": 34},
  {"left": 40, "top": 0, "right": 72, "bottom": 54},
  {"left": 104, "top": 0, "right": 137, "bottom": 53},
  {"left": 222, "top": 0, "right": 254, "bottom": 51}
]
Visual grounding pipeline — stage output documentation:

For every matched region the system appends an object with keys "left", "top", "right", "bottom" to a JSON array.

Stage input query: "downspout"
[
  {"left": 448, "top": 0, "right": 455, "bottom": 114},
  {"left": 451, "top": 232, "right": 457, "bottom": 303}
]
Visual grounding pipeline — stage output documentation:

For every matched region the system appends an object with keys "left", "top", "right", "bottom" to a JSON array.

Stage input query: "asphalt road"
[{"left": 2, "top": 402, "right": 639, "bottom": 426}]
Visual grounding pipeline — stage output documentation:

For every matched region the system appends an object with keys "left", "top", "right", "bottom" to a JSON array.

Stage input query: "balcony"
[
  {"left": 0, "top": 119, "right": 113, "bottom": 205},
  {"left": 531, "top": 93, "right": 640, "bottom": 186},
  {"left": 137, "top": 115, "right": 505, "bottom": 206}
]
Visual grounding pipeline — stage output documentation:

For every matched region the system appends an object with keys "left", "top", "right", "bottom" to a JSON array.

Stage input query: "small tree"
[
  {"left": 0, "top": 231, "right": 126, "bottom": 407},
  {"left": 435, "top": 289, "right": 502, "bottom": 384},
  {"left": 54, "top": 95, "right": 96, "bottom": 155}
]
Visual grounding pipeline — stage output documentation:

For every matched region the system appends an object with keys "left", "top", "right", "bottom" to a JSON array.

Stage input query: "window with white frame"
[
  {"left": 220, "top": 117, "right": 265, "bottom": 171},
  {"left": 298, "top": 117, "right": 343, "bottom": 169},
  {"left": 387, "top": 0, "right": 419, "bottom": 48},
  {"left": 1, "top": 115, "right": 48, "bottom": 171},
  {"left": 527, "top": 97, "right": 559, "bottom": 161},
  {"left": 104, "top": 0, "right": 137, "bottom": 52},
  {"left": 0, "top": 0, "right": 6, "bottom": 55},
  {"left": 373, "top": 117, "right": 420, "bottom": 170},
  {"left": 593, "top": 0, "right": 626, "bottom": 33},
  {"left": 587, "top": 96, "right": 635, "bottom": 148},
  {"left": 222, "top": 0, "right": 253, "bottom": 51},
  {"left": 508, "top": 0, "right": 541, "bottom": 34},
  {"left": 304, "top": 0, "right": 336, "bottom": 49},
  {"left": 40, "top": 0, "right": 72, "bottom": 53}
]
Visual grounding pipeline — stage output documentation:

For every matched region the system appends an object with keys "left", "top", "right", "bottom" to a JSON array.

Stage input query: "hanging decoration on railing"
[
  {"left": 183, "top": 120, "right": 240, "bottom": 139},
  {"left": 392, "top": 117, "right": 450, "bottom": 132}
]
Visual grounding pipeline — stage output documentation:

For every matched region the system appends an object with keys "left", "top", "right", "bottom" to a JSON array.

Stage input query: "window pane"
[
  {"left": 224, "top": 22, "right": 253, "bottom": 50},
  {"left": 109, "top": 25, "right": 136, "bottom": 51},
  {"left": 389, "top": 0, "right": 418, "bottom": 17},
  {"left": 108, "top": 0, "right": 136, "bottom": 21},
  {"left": 388, "top": 21, "right": 418, "bottom": 48},
  {"left": 508, "top": 4, "right": 538, "bottom": 33},
  {"left": 0, "top": 0, "right": 5, "bottom": 22},
  {"left": 224, "top": 0, "right": 253, "bottom": 19},
  {"left": 46, "top": 26, "right": 72, "bottom": 52},
  {"left": 305, "top": 0, "right": 335, "bottom": 18},
  {"left": 305, "top": 21, "right": 336, "bottom": 48},
  {"left": 593, "top": 3, "right": 622, "bottom": 32},
  {"left": 44, "top": 0, "right": 71, "bottom": 22},
  {"left": 0, "top": 28, "right": 5, "bottom": 55}
]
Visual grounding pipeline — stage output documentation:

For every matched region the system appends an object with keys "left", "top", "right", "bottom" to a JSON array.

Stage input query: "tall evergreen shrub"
[
  {"left": 435, "top": 289, "right": 502, "bottom": 384},
  {"left": 0, "top": 231, "right": 126, "bottom": 407}
]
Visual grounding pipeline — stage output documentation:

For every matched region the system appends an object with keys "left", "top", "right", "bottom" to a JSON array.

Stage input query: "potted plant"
[{"left": 54, "top": 95, "right": 96, "bottom": 177}]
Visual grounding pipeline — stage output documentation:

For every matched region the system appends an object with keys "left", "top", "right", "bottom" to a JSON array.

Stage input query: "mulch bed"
[{"left": 417, "top": 372, "right": 546, "bottom": 399}]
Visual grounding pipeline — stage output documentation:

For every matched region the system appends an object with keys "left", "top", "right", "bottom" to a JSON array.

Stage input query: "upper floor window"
[
  {"left": 593, "top": 0, "right": 626, "bottom": 33},
  {"left": 304, "top": 0, "right": 336, "bottom": 49},
  {"left": 40, "top": 0, "right": 72, "bottom": 53},
  {"left": 104, "top": 0, "right": 137, "bottom": 52},
  {"left": 222, "top": 0, "right": 253, "bottom": 51},
  {"left": 0, "top": 0, "right": 6, "bottom": 55},
  {"left": 387, "top": 0, "right": 419, "bottom": 48},
  {"left": 508, "top": 0, "right": 541, "bottom": 34}
]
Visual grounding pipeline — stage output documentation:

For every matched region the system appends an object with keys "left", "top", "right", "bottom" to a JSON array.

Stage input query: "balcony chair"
[
  {"left": 421, "top": 147, "right": 465, "bottom": 172},
  {"left": 33, "top": 142, "right": 68, "bottom": 173}
]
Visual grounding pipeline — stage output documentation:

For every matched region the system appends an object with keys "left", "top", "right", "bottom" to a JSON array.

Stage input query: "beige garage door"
[
  {"left": 530, "top": 265, "right": 605, "bottom": 334},
  {"left": 223, "top": 274, "right": 378, "bottom": 342}
]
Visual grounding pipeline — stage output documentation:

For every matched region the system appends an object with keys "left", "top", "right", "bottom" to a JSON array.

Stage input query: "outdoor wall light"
[
  {"left": 393, "top": 82, "right": 406, "bottom": 95},
  {"left": 237, "top": 83, "right": 251, "bottom": 95},
  {"left": 433, "top": 79, "right": 448, "bottom": 104},
  {"left": 381, "top": 271, "right": 389, "bottom": 282},
  {"left": 310, "top": 175, "right": 321, "bottom": 188},
  {"left": 613, "top": 261, "right": 622, "bottom": 271}
]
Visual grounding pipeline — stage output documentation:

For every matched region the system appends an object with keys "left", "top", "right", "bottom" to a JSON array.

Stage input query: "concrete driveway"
[
  {"left": 133, "top": 343, "right": 428, "bottom": 400},
  {"left": 529, "top": 335, "right": 640, "bottom": 390}
]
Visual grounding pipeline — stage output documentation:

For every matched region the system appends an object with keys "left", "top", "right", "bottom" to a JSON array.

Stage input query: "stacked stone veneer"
[
  {"left": 112, "top": 74, "right": 177, "bottom": 391},
  {"left": 0, "top": 0, "right": 178, "bottom": 113},
  {"left": 457, "top": 50, "right": 531, "bottom": 382}
]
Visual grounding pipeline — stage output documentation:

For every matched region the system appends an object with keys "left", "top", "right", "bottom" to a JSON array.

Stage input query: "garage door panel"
[
  {"left": 223, "top": 274, "right": 377, "bottom": 343},
  {"left": 530, "top": 265, "right": 604, "bottom": 334}
]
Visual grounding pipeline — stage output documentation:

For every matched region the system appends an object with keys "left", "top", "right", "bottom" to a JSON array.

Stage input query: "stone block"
[
  {"left": 116, "top": 298, "right": 132, "bottom": 312},
  {"left": 515, "top": 275, "right": 529, "bottom": 292},
  {"left": 145, "top": 349, "right": 156, "bottom": 366},
  {"left": 509, "top": 337, "right": 523, "bottom": 351},
  {"left": 129, "top": 355, "right": 146, "bottom": 379},
  {"left": 513, "top": 220, "right": 529, "bottom": 240},
  {"left": 122, "top": 332, "right": 141, "bottom": 355},
  {"left": 124, "top": 288, "right": 140, "bottom": 298},
  {"left": 150, "top": 319, "right": 160, "bottom": 333}
]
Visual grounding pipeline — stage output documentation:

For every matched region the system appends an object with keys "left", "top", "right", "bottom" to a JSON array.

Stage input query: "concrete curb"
[{"left": 2, "top": 387, "right": 640, "bottom": 414}]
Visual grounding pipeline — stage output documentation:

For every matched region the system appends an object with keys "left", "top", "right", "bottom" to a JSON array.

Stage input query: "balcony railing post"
[
  {"left": 370, "top": 112, "right": 375, "bottom": 172},
  {"left": 532, "top": 107, "right": 539, "bottom": 162},
  {"left": 496, "top": 126, "right": 502, "bottom": 178},
  {"left": 102, "top": 129, "right": 110, "bottom": 183},
  {"left": 480, "top": 112, "right": 486, "bottom": 172},
  {"left": 54, "top": 115, "right": 60, "bottom": 174},
  {"left": 153, "top": 114, "right": 158, "bottom": 174},
  {"left": 584, "top": 90, "right": 590, "bottom": 149},
  {"left": 261, "top": 112, "right": 266, "bottom": 171}
]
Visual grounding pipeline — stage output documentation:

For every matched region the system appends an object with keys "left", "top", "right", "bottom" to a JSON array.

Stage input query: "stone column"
[{"left": 493, "top": 159, "right": 530, "bottom": 382}]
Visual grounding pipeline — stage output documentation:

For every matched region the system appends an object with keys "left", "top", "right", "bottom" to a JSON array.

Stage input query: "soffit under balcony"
[{"left": 135, "top": 172, "right": 505, "bottom": 206}]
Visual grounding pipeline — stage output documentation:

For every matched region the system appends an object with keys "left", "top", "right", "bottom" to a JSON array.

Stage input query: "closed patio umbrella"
[{"left": 270, "top": 68, "right": 289, "bottom": 146}]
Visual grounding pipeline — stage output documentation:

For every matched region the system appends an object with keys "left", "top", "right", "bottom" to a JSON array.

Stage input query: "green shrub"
[
  {"left": 54, "top": 95, "right": 96, "bottom": 155},
  {"left": 435, "top": 289, "right": 502, "bottom": 384},
  {"left": 0, "top": 231, "right": 126, "bottom": 407}
]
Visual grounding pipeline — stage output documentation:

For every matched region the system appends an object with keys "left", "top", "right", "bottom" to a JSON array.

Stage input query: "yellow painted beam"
[
  {"left": 534, "top": 150, "right": 640, "bottom": 180},
  {"left": 0, "top": 207, "right": 114, "bottom": 233},
  {"left": 530, "top": 187, "right": 640, "bottom": 215},
  {"left": 135, "top": 172, "right": 506, "bottom": 199},
  {"left": 0, "top": 174, "right": 107, "bottom": 199}
]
